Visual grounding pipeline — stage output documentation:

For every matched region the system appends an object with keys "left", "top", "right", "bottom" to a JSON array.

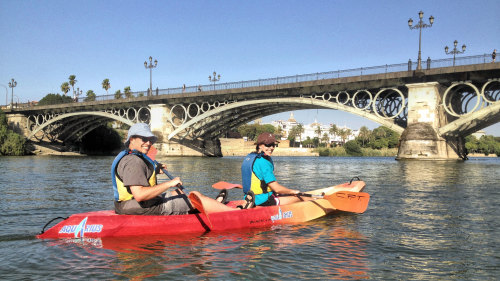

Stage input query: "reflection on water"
[
  {"left": 1, "top": 156, "right": 499, "bottom": 280},
  {"left": 43, "top": 221, "right": 369, "bottom": 280}
]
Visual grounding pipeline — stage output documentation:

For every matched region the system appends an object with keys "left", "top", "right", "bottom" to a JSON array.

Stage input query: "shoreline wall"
[{"left": 220, "top": 138, "right": 318, "bottom": 157}]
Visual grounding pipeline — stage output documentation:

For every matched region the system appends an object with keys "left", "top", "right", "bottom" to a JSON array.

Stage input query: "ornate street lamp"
[
  {"left": 74, "top": 87, "right": 83, "bottom": 101},
  {"left": 208, "top": 71, "right": 221, "bottom": 91},
  {"left": 445, "top": 40, "right": 466, "bottom": 67},
  {"left": 144, "top": 56, "right": 158, "bottom": 96},
  {"left": 8, "top": 78, "right": 17, "bottom": 109},
  {"left": 408, "top": 11, "right": 434, "bottom": 71}
]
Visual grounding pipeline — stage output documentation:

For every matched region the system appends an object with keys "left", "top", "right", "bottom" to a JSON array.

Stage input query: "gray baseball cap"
[{"left": 125, "top": 123, "right": 158, "bottom": 146}]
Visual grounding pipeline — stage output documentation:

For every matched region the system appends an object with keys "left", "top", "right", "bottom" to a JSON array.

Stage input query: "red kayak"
[{"left": 37, "top": 180, "right": 369, "bottom": 239}]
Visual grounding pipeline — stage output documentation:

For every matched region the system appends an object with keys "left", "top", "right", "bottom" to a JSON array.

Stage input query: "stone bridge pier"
[
  {"left": 397, "top": 82, "right": 465, "bottom": 160},
  {"left": 149, "top": 104, "right": 222, "bottom": 157}
]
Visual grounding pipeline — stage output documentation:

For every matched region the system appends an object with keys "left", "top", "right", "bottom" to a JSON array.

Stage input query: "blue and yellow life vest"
[
  {"left": 111, "top": 149, "right": 158, "bottom": 202},
  {"left": 241, "top": 152, "right": 274, "bottom": 195}
]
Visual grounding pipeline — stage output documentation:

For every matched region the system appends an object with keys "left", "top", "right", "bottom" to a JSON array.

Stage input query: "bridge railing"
[
  {"left": 103, "top": 53, "right": 493, "bottom": 101},
  {"left": 7, "top": 53, "right": 494, "bottom": 107}
]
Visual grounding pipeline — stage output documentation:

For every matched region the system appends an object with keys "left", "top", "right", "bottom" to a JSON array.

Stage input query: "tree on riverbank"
[
  {"left": 465, "top": 135, "right": 500, "bottom": 156},
  {"left": 237, "top": 124, "right": 275, "bottom": 141},
  {"left": 354, "top": 126, "right": 400, "bottom": 149},
  {"left": 0, "top": 109, "right": 27, "bottom": 156}
]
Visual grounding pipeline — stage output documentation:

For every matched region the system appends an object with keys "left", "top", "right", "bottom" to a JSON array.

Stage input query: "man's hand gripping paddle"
[{"left": 147, "top": 146, "right": 185, "bottom": 191}]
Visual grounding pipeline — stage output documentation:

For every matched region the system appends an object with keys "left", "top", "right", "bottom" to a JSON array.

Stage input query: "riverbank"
[
  {"left": 220, "top": 138, "right": 318, "bottom": 156},
  {"left": 28, "top": 139, "right": 498, "bottom": 158},
  {"left": 30, "top": 143, "right": 85, "bottom": 156}
]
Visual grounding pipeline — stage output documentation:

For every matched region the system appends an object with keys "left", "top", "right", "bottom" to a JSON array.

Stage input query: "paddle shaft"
[
  {"left": 158, "top": 164, "right": 185, "bottom": 191},
  {"left": 276, "top": 192, "right": 324, "bottom": 198}
]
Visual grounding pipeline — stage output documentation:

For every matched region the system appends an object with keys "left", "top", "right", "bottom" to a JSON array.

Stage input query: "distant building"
[
  {"left": 471, "top": 131, "right": 486, "bottom": 139},
  {"left": 269, "top": 112, "right": 358, "bottom": 145}
]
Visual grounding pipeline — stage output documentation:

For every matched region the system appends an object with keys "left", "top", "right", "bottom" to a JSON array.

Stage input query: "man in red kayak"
[
  {"left": 111, "top": 122, "right": 199, "bottom": 215},
  {"left": 241, "top": 132, "right": 309, "bottom": 206},
  {"left": 111, "top": 123, "right": 235, "bottom": 215}
]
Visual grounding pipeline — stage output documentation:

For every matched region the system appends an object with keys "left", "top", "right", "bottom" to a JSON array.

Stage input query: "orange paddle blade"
[
  {"left": 188, "top": 192, "right": 205, "bottom": 213},
  {"left": 325, "top": 191, "right": 370, "bottom": 214},
  {"left": 212, "top": 181, "right": 243, "bottom": 190},
  {"left": 188, "top": 192, "right": 213, "bottom": 228}
]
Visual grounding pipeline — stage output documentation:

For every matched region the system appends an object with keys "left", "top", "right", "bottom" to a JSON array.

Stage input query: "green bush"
[
  {"left": 344, "top": 140, "right": 362, "bottom": 156},
  {"left": 0, "top": 109, "right": 27, "bottom": 156},
  {"left": 38, "top": 93, "right": 74, "bottom": 105},
  {"left": 0, "top": 131, "right": 26, "bottom": 155}
]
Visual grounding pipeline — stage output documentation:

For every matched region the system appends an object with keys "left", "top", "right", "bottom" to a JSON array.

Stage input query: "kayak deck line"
[{"left": 36, "top": 180, "right": 368, "bottom": 239}]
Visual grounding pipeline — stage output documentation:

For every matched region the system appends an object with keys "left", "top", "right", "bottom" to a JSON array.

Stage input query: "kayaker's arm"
[
  {"left": 130, "top": 177, "right": 182, "bottom": 202},
  {"left": 267, "top": 181, "right": 299, "bottom": 194}
]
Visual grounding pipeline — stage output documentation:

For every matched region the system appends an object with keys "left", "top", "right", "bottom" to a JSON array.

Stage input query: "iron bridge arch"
[
  {"left": 166, "top": 90, "right": 408, "bottom": 141},
  {"left": 26, "top": 107, "right": 151, "bottom": 143}
]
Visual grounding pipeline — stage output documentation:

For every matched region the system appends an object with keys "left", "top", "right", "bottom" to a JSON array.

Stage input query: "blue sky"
[{"left": 1, "top": 0, "right": 499, "bottom": 135}]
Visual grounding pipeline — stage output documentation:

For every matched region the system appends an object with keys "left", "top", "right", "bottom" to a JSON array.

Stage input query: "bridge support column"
[
  {"left": 149, "top": 104, "right": 222, "bottom": 157},
  {"left": 396, "top": 82, "right": 465, "bottom": 160},
  {"left": 6, "top": 113, "right": 29, "bottom": 137}
]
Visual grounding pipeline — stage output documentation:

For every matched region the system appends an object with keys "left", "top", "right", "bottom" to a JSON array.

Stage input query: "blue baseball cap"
[{"left": 125, "top": 123, "right": 158, "bottom": 146}]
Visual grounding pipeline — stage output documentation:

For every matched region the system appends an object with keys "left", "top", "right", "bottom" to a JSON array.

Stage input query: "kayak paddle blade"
[
  {"left": 212, "top": 181, "right": 243, "bottom": 190},
  {"left": 325, "top": 191, "right": 370, "bottom": 214}
]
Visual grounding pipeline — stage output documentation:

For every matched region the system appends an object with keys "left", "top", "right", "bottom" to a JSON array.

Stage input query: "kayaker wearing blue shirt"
[{"left": 242, "top": 132, "right": 306, "bottom": 207}]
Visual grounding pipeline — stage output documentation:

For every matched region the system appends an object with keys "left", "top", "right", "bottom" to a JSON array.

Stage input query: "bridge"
[{"left": 5, "top": 54, "right": 500, "bottom": 159}]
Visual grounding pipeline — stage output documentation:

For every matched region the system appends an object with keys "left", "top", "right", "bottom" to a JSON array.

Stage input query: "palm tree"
[
  {"left": 275, "top": 125, "right": 284, "bottom": 140},
  {"left": 329, "top": 124, "right": 338, "bottom": 137},
  {"left": 338, "top": 128, "right": 352, "bottom": 146},
  {"left": 68, "top": 75, "right": 77, "bottom": 96},
  {"left": 329, "top": 124, "right": 338, "bottom": 145},
  {"left": 315, "top": 125, "right": 322, "bottom": 140},
  {"left": 60, "top": 82, "right": 70, "bottom": 96},
  {"left": 296, "top": 124, "right": 304, "bottom": 146},
  {"left": 124, "top": 86, "right": 133, "bottom": 98},
  {"left": 289, "top": 125, "right": 301, "bottom": 147},
  {"left": 321, "top": 133, "right": 330, "bottom": 147},
  {"left": 358, "top": 126, "right": 371, "bottom": 147},
  {"left": 102, "top": 79, "right": 111, "bottom": 94},
  {"left": 114, "top": 90, "right": 122, "bottom": 99}
]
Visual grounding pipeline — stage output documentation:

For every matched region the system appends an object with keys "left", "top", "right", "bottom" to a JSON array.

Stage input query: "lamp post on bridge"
[
  {"left": 74, "top": 87, "right": 83, "bottom": 102},
  {"left": 8, "top": 78, "right": 17, "bottom": 109},
  {"left": 208, "top": 71, "right": 221, "bottom": 91},
  {"left": 144, "top": 56, "right": 158, "bottom": 96},
  {"left": 408, "top": 11, "right": 434, "bottom": 71},
  {"left": 445, "top": 40, "right": 466, "bottom": 67}
]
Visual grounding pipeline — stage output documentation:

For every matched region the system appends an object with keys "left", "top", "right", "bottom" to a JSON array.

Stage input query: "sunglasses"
[
  {"left": 135, "top": 136, "right": 156, "bottom": 143},
  {"left": 264, "top": 143, "right": 276, "bottom": 147}
]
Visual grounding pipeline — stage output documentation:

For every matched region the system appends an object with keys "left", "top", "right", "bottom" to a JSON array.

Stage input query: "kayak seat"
[
  {"left": 215, "top": 189, "right": 228, "bottom": 204},
  {"left": 237, "top": 191, "right": 255, "bottom": 209}
]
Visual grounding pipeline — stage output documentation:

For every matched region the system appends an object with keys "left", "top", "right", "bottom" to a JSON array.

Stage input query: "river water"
[{"left": 0, "top": 155, "right": 499, "bottom": 280}]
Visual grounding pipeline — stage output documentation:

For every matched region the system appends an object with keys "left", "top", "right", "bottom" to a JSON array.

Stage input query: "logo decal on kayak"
[
  {"left": 270, "top": 207, "right": 293, "bottom": 222},
  {"left": 58, "top": 217, "right": 103, "bottom": 238}
]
